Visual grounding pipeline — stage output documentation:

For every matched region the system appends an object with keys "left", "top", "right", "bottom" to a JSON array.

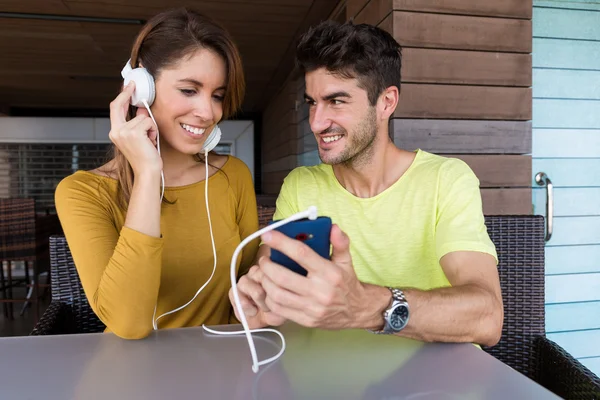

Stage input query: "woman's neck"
[{"left": 159, "top": 143, "right": 204, "bottom": 186}]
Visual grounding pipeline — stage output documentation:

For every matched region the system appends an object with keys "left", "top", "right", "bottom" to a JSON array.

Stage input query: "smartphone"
[{"left": 269, "top": 217, "right": 332, "bottom": 276}]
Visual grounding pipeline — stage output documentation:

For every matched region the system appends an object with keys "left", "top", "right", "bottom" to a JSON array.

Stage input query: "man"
[{"left": 233, "top": 20, "right": 503, "bottom": 346}]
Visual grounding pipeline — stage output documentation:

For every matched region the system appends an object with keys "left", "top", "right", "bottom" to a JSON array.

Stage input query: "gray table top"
[{"left": 0, "top": 324, "right": 560, "bottom": 400}]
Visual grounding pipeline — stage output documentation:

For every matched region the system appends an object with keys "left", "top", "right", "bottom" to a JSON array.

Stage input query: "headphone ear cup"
[
  {"left": 123, "top": 68, "right": 155, "bottom": 107},
  {"left": 202, "top": 124, "right": 222, "bottom": 153}
]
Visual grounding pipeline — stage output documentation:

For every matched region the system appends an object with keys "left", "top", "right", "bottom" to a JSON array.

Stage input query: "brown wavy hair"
[{"left": 107, "top": 7, "right": 245, "bottom": 209}]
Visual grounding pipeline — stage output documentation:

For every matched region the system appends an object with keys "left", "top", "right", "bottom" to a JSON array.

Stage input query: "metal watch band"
[{"left": 369, "top": 287, "right": 407, "bottom": 335}]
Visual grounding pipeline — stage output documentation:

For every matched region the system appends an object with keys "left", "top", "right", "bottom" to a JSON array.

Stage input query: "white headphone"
[{"left": 120, "top": 58, "right": 222, "bottom": 153}]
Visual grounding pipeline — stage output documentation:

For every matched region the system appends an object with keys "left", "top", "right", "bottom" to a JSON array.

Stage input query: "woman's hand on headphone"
[{"left": 109, "top": 81, "right": 162, "bottom": 176}]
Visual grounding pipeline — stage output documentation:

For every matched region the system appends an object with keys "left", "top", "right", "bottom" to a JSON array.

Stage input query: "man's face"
[{"left": 304, "top": 68, "right": 378, "bottom": 166}]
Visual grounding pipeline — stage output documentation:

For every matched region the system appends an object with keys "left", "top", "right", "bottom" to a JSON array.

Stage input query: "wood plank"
[
  {"left": 393, "top": 11, "right": 532, "bottom": 52},
  {"left": 262, "top": 155, "right": 298, "bottom": 173},
  {"left": 547, "top": 273, "right": 600, "bottom": 303},
  {"left": 262, "top": 180, "right": 285, "bottom": 195},
  {"left": 352, "top": 0, "right": 534, "bottom": 23},
  {"left": 347, "top": 0, "right": 371, "bottom": 19},
  {"left": 256, "top": 194, "right": 277, "bottom": 207},
  {"left": 546, "top": 245, "right": 600, "bottom": 275},
  {"left": 264, "top": 136, "right": 297, "bottom": 161},
  {"left": 547, "top": 329, "right": 600, "bottom": 359},
  {"left": 532, "top": 158, "right": 600, "bottom": 187},
  {"left": 263, "top": 81, "right": 296, "bottom": 125},
  {"left": 481, "top": 188, "right": 532, "bottom": 214},
  {"left": 546, "top": 301, "right": 600, "bottom": 332},
  {"left": 262, "top": 121, "right": 296, "bottom": 153},
  {"left": 451, "top": 155, "right": 531, "bottom": 188},
  {"left": 391, "top": 119, "right": 531, "bottom": 154},
  {"left": 262, "top": 170, "right": 292, "bottom": 187},
  {"left": 404, "top": 48, "right": 532, "bottom": 87},
  {"left": 533, "top": 99, "right": 600, "bottom": 129},
  {"left": 355, "top": 0, "right": 392, "bottom": 25},
  {"left": 395, "top": 84, "right": 532, "bottom": 120},
  {"left": 533, "top": 70, "right": 600, "bottom": 100},
  {"left": 379, "top": 13, "right": 393, "bottom": 34},
  {"left": 533, "top": 38, "right": 600, "bottom": 70},
  {"left": 533, "top": 187, "right": 600, "bottom": 217},
  {"left": 546, "top": 216, "right": 600, "bottom": 246},
  {"left": 534, "top": 7, "right": 600, "bottom": 40},
  {"left": 393, "top": 0, "right": 532, "bottom": 19}
]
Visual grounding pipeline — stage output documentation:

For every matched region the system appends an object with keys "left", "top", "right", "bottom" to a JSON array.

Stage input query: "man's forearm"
[{"left": 360, "top": 284, "right": 503, "bottom": 347}]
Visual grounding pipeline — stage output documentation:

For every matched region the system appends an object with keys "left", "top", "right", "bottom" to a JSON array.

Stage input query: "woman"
[{"left": 55, "top": 8, "right": 259, "bottom": 339}]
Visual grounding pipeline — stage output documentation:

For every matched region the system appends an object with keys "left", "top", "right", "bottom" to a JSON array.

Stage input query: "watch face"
[{"left": 390, "top": 305, "right": 409, "bottom": 331}]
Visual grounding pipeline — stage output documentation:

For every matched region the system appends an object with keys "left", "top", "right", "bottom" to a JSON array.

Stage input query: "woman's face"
[{"left": 151, "top": 48, "right": 227, "bottom": 155}]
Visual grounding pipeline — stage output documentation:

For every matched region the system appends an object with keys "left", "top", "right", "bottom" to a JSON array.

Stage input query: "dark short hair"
[{"left": 296, "top": 20, "right": 402, "bottom": 106}]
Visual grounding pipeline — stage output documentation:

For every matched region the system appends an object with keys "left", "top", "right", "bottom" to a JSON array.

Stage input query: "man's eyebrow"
[
  {"left": 323, "top": 91, "right": 351, "bottom": 101},
  {"left": 304, "top": 91, "right": 352, "bottom": 102},
  {"left": 178, "top": 78, "right": 226, "bottom": 91}
]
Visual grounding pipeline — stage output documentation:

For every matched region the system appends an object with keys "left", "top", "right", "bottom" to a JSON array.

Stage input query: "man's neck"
[{"left": 332, "top": 141, "right": 416, "bottom": 199}]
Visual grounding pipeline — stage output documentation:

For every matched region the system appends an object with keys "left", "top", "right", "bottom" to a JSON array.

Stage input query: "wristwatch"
[{"left": 373, "top": 287, "right": 410, "bottom": 334}]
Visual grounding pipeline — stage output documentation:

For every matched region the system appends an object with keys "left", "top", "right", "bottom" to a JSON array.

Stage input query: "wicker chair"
[
  {"left": 482, "top": 215, "right": 600, "bottom": 399},
  {"left": 0, "top": 197, "right": 50, "bottom": 321},
  {"left": 30, "top": 213, "right": 600, "bottom": 398},
  {"left": 30, "top": 236, "right": 105, "bottom": 335}
]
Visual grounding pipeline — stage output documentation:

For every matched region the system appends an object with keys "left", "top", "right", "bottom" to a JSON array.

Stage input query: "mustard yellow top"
[{"left": 55, "top": 156, "right": 259, "bottom": 339}]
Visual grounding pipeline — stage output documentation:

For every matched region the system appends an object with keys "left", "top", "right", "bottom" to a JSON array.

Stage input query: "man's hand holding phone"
[
  {"left": 230, "top": 262, "right": 287, "bottom": 329},
  {"left": 233, "top": 218, "right": 387, "bottom": 331}
]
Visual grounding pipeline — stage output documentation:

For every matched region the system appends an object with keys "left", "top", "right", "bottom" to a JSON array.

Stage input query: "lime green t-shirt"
[{"left": 273, "top": 150, "right": 497, "bottom": 290}]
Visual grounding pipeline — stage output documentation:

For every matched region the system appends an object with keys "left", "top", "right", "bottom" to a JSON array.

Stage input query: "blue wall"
[{"left": 532, "top": 1, "right": 600, "bottom": 375}]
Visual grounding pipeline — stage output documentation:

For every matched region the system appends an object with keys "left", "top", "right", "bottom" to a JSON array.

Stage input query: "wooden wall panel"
[
  {"left": 395, "top": 85, "right": 532, "bottom": 120},
  {"left": 392, "top": 0, "right": 532, "bottom": 19},
  {"left": 391, "top": 120, "right": 532, "bottom": 154},
  {"left": 347, "top": 0, "right": 371, "bottom": 20},
  {"left": 351, "top": 0, "right": 533, "bottom": 23},
  {"left": 262, "top": 78, "right": 300, "bottom": 194},
  {"left": 403, "top": 48, "right": 532, "bottom": 87},
  {"left": 393, "top": 11, "right": 532, "bottom": 53},
  {"left": 354, "top": 0, "right": 392, "bottom": 25},
  {"left": 268, "top": 0, "right": 534, "bottom": 216},
  {"left": 481, "top": 189, "right": 532, "bottom": 215},
  {"left": 380, "top": 0, "right": 531, "bottom": 214},
  {"left": 452, "top": 155, "right": 532, "bottom": 188}
]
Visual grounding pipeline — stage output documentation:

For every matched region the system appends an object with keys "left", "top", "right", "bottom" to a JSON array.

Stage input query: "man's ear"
[{"left": 379, "top": 86, "right": 399, "bottom": 121}]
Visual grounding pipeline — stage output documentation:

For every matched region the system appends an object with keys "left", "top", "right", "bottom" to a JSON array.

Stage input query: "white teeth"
[
  {"left": 181, "top": 123, "right": 206, "bottom": 135},
  {"left": 323, "top": 135, "right": 342, "bottom": 143}
]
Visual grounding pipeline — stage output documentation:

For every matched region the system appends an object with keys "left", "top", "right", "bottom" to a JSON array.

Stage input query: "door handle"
[{"left": 535, "top": 172, "right": 553, "bottom": 242}]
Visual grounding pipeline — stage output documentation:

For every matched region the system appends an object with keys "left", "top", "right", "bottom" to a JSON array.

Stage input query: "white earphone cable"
[
  {"left": 202, "top": 206, "right": 318, "bottom": 373},
  {"left": 141, "top": 99, "right": 164, "bottom": 203},
  {"left": 153, "top": 149, "right": 218, "bottom": 330}
]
